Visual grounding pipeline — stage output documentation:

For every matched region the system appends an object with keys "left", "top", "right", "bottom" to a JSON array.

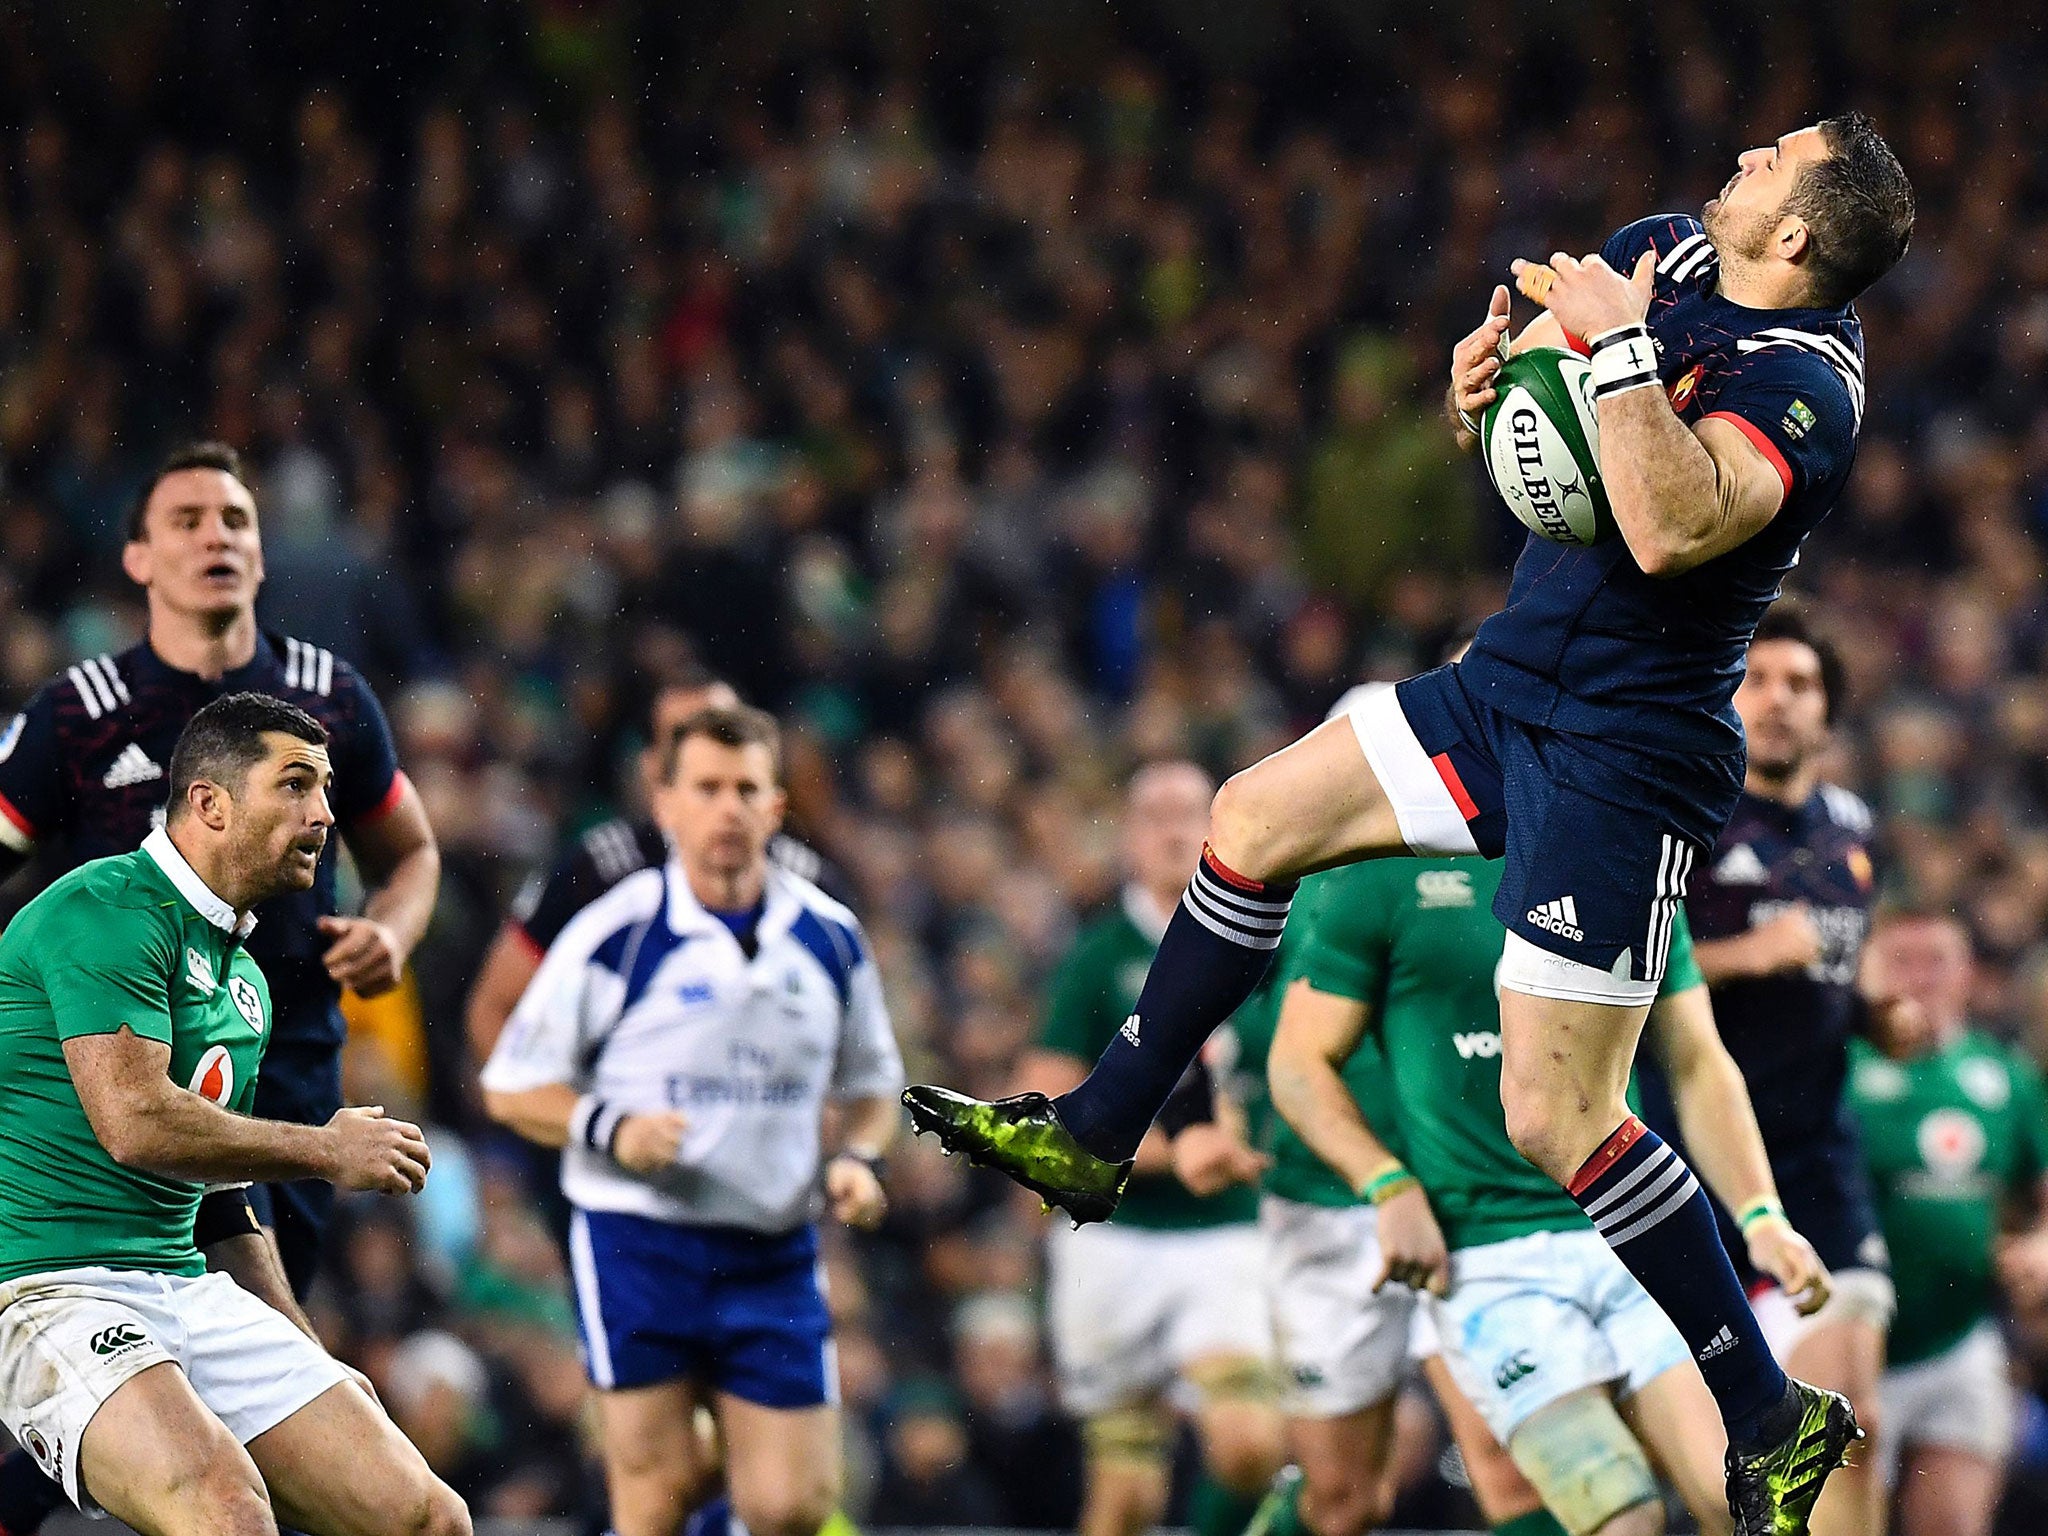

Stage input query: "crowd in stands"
[{"left": 3, "top": 1, "right": 2048, "bottom": 1528}]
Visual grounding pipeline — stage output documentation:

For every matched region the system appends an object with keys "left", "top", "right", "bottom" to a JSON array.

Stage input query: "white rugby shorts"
[
  {"left": 1431, "top": 1228, "right": 1689, "bottom": 1442},
  {"left": 1046, "top": 1220, "right": 1271, "bottom": 1416},
  {"left": 1261, "top": 1196, "right": 1423, "bottom": 1418},
  {"left": 1878, "top": 1321, "right": 2016, "bottom": 1483},
  {"left": 0, "top": 1267, "right": 349, "bottom": 1509}
]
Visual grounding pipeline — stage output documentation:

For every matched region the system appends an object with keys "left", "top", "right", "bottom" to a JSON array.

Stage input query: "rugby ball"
[{"left": 1480, "top": 348, "right": 1616, "bottom": 546}]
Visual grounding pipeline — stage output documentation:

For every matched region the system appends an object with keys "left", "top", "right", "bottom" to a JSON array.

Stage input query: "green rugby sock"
[
  {"left": 1190, "top": 1472, "right": 1263, "bottom": 1536},
  {"left": 1493, "top": 1509, "right": 1569, "bottom": 1536}
]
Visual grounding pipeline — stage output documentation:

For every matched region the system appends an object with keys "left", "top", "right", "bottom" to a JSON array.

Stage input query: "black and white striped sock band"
[
  {"left": 570, "top": 1094, "right": 628, "bottom": 1156},
  {"left": 1582, "top": 1137, "right": 1702, "bottom": 1247},
  {"left": 1587, "top": 322, "right": 1660, "bottom": 401},
  {"left": 1180, "top": 849, "right": 1294, "bottom": 952}
]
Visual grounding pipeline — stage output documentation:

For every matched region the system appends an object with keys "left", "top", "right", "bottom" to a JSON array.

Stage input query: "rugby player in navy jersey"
[
  {"left": 0, "top": 443, "right": 439, "bottom": 1535},
  {"left": 1671, "top": 603, "right": 1922, "bottom": 1536},
  {"left": 906, "top": 115, "right": 1915, "bottom": 1535}
]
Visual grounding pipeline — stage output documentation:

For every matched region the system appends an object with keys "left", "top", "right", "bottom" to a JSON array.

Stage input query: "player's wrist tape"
[
  {"left": 1586, "top": 323, "right": 1659, "bottom": 400},
  {"left": 194, "top": 1187, "right": 263, "bottom": 1247},
  {"left": 1737, "top": 1196, "right": 1787, "bottom": 1234},
  {"left": 1457, "top": 404, "right": 1483, "bottom": 436},
  {"left": 570, "top": 1094, "right": 628, "bottom": 1157},
  {"left": 1360, "top": 1164, "right": 1420, "bottom": 1205}
]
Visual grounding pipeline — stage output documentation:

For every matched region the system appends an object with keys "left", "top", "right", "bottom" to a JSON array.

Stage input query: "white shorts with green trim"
[
  {"left": 0, "top": 1266, "right": 349, "bottom": 1510},
  {"left": 1047, "top": 1220, "right": 1271, "bottom": 1416},
  {"left": 1431, "top": 1228, "right": 1689, "bottom": 1442},
  {"left": 1878, "top": 1320, "right": 2015, "bottom": 1483}
]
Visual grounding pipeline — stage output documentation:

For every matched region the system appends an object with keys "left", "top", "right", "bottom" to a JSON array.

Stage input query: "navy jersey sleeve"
[
  {"left": 509, "top": 843, "right": 612, "bottom": 954},
  {"left": 1700, "top": 348, "right": 1858, "bottom": 504},
  {"left": 0, "top": 680, "right": 74, "bottom": 864},
  {"left": 325, "top": 659, "right": 403, "bottom": 826}
]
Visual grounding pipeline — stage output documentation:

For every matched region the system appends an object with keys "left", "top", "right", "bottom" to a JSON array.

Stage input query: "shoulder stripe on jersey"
[
  {"left": 1658, "top": 232, "right": 1707, "bottom": 275},
  {"left": 1736, "top": 330, "right": 1866, "bottom": 424},
  {"left": 1818, "top": 783, "right": 1874, "bottom": 833},
  {"left": 284, "top": 637, "right": 301, "bottom": 689},
  {"left": 92, "top": 655, "right": 130, "bottom": 705},
  {"left": 1670, "top": 244, "right": 1716, "bottom": 284},
  {"left": 283, "top": 638, "right": 336, "bottom": 696},
  {"left": 317, "top": 647, "right": 333, "bottom": 696},
  {"left": 84, "top": 657, "right": 122, "bottom": 714},
  {"left": 618, "top": 913, "right": 694, "bottom": 1017},
  {"left": 68, "top": 664, "right": 108, "bottom": 718},
  {"left": 790, "top": 905, "right": 861, "bottom": 1009}
]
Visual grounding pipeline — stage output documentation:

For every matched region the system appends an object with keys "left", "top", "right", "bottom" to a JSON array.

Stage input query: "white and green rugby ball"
[{"left": 1480, "top": 347, "right": 1616, "bottom": 546}]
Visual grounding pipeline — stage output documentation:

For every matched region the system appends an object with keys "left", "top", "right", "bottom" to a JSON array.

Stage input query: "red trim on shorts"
[
  {"left": 1430, "top": 753, "right": 1481, "bottom": 822},
  {"left": 1201, "top": 844, "right": 1270, "bottom": 894},
  {"left": 1568, "top": 1115, "right": 1648, "bottom": 1198},
  {"left": 356, "top": 770, "right": 411, "bottom": 825},
  {"left": 1703, "top": 411, "right": 1794, "bottom": 499},
  {"left": 0, "top": 790, "right": 34, "bottom": 844}
]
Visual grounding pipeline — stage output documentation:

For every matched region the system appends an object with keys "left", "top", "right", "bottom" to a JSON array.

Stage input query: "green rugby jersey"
[
  {"left": 1040, "top": 889, "right": 1259, "bottom": 1228},
  {"left": 0, "top": 829, "right": 272, "bottom": 1283},
  {"left": 1846, "top": 1031, "right": 2048, "bottom": 1366},
  {"left": 1275, "top": 858, "right": 1701, "bottom": 1251}
]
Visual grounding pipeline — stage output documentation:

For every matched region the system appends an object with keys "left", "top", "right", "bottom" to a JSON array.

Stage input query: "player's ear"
[
  {"left": 766, "top": 785, "right": 788, "bottom": 837},
  {"left": 121, "top": 538, "right": 152, "bottom": 589},
  {"left": 187, "top": 778, "right": 232, "bottom": 832},
  {"left": 1774, "top": 213, "right": 1812, "bottom": 266}
]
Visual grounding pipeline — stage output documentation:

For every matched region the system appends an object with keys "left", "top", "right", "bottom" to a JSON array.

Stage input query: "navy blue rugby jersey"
[
  {"left": 1684, "top": 783, "right": 1876, "bottom": 1151},
  {"left": 1462, "top": 214, "right": 1865, "bottom": 764},
  {"left": 0, "top": 633, "right": 405, "bottom": 1049}
]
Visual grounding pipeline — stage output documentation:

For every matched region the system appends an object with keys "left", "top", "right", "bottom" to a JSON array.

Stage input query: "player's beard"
[{"left": 1702, "top": 198, "right": 1780, "bottom": 264}]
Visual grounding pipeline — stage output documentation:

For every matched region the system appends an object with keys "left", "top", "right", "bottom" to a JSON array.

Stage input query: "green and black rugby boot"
[
  {"left": 1726, "top": 1378, "right": 1863, "bottom": 1536},
  {"left": 901, "top": 1086, "right": 1133, "bottom": 1225}
]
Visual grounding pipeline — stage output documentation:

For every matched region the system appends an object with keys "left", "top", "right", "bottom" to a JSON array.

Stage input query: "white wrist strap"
[{"left": 1587, "top": 323, "right": 1660, "bottom": 400}]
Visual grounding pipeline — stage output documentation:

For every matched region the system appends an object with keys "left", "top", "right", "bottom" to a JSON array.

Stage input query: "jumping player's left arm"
[
  {"left": 1514, "top": 249, "right": 1852, "bottom": 577},
  {"left": 323, "top": 663, "right": 439, "bottom": 999},
  {"left": 1644, "top": 914, "right": 1830, "bottom": 1314}
]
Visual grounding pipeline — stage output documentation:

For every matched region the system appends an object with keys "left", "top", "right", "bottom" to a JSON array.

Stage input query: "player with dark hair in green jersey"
[
  {"left": 1851, "top": 907, "right": 2048, "bottom": 1536},
  {"left": 0, "top": 692, "right": 468, "bottom": 1536},
  {"left": 1261, "top": 841, "right": 1831, "bottom": 1536}
]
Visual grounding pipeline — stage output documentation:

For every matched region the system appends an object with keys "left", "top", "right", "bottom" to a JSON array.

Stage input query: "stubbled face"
[
  {"left": 1124, "top": 762, "right": 1214, "bottom": 892},
  {"left": 1735, "top": 638, "right": 1829, "bottom": 781},
  {"left": 1703, "top": 124, "right": 1831, "bottom": 263},
  {"left": 1864, "top": 918, "right": 1973, "bottom": 1036},
  {"left": 123, "top": 468, "right": 264, "bottom": 621},
  {"left": 653, "top": 736, "right": 783, "bottom": 886},
  {"left": 215, "top": 733, "right": 335, "bottom": 899}
]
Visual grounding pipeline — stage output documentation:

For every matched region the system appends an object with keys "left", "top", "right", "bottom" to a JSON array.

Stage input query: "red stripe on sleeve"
[
  {"left": 0, "top": 790, "right": 34, "bottom": 849},
  {"left": 1568, "top": 1116, "right": 1648, "bottom": 1198},
  {"left": 1703, "top": 411, "right": 1793, "bottom": 500},
  {"left": 355, "top": 770, "right": 411, "bottom": 825},
  {"left": 1429, "top": 753, "right": 1481, "bottom": 822}
]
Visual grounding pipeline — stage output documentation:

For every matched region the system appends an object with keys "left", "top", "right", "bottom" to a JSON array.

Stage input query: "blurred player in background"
[
  {"left": 1015, "top": 762, "right": 1284, "bottom": 1536},
  {"left": 1677, "top": 603, "right": 1909, "bottom": 1536},
  {"left": 908, "top": 115, "right": 1915, "bottom": 1535},
  {"left": 1851, "top": 909, "right": 2048, "bottom": 1536},
  {"left": 465, "top": 667, "right": 840, "bottom": 1064},
  {"left": 0, "top": 443, "right": 438, "bottom": 1536},
  {"left": 0, "top": 693, "right": 465, "bottom": 1536},
  {"left": 481, "top": 706, "right": 902, "bottom": 1536},
  {"left": 1269, "top": 849, "right": 1829, "bottom": 1536}
]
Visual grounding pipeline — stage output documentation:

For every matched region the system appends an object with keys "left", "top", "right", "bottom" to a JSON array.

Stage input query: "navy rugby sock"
[
  {"left": 0, "top": 1447, "right": 65, "bottom": 1535},
  {"left": 1056, "top": 847, "right": 1293, "bottom": 1162},
  {"left": 1569, "top": 1117, "right": 1793, "bottom": 1450}
]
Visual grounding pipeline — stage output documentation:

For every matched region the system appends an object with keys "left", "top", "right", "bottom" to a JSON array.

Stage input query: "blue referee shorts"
[{"left": 567, "top": 1210, "right": 836, "bottom": 1408}]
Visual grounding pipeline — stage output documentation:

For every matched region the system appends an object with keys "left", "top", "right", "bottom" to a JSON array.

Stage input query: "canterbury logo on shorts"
[{"left": 88, "top": 1324, "right": 150, "bottom": 1357}]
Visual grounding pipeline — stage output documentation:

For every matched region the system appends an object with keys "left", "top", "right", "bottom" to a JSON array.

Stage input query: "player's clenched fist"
[
  {"left": 1447, "top": 283, "right": 1513, "bottom": 447},
  {"left": 323, "top": 1104, "right": 431, "bottom": 1194},
  {"left": 1745, "top": 1215, "right": 1832, "bottom": 1317},
  {"left": 614, "top": 1110, "right": 689, "bottom": 1174}
]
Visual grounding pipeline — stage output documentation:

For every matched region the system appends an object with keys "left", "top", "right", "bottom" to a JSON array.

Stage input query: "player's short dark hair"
[
  {"left": 635, "top": 660, "right": 732, "bottom": 742},
  {"left": 1752, "top": 600, "right": 1846, "bottom": 724},
  {"left": 167, "top": 692, "right": 328, "bottom": 819},
  {"left": 1784, "top": 112, "right": 1915, "bottom": 308},
  {"left": 659, "top": 704, "right": 782, "bottom": 784},
  {"left": 128, "top": 441, "right": 253, "bottom": 542}
]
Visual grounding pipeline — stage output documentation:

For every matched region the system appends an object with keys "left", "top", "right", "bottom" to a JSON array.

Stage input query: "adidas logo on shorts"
[{"left": 1526, "top": 896, "right": 1585, "bottom": 943}]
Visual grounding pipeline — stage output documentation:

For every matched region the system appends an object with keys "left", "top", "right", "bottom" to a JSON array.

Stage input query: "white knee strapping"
[{"left": 1506, "top": 1388, "right": 1660, "bottom": 1536}]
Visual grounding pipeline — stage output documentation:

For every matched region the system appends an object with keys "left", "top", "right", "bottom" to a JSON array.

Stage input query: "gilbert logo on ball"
[{"left": 1480, "top": 348, "right": 1616, "bottom": 546}]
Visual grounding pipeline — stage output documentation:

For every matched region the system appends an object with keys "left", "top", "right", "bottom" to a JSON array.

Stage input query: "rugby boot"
[
  {"left": 1726, "top": 1378, "right": 1863, "bottom": 1536},
  {"left": 901, "top": 1085, "right": 1132, "bottom": 1225}
]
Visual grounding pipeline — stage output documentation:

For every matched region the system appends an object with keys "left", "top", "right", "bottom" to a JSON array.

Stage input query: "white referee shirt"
[{"left": 481, "top": 858, "right": 904, "bottom": 1234}]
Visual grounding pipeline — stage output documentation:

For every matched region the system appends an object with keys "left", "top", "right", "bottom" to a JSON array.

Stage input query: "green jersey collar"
[{"left": 142, "top": 826, "right": 258, "bottom": 939}]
